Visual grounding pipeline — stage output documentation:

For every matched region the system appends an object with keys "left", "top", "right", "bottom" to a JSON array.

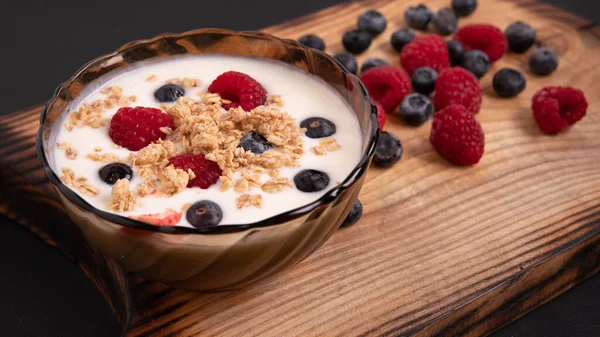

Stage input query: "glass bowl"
[{"left": 36, "top": 29, "right": 379, "bottom": 291}]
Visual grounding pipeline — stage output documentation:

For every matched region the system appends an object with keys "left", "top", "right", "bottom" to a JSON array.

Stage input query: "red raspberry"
[
  {"left": 109, "top": 106, "right": 172, "bottom": 151},
  {"left": 400, "top": 34, "right": 450, "bottom": 75},
  {"left": 430, "top": 105, "right": 485, "bottom": 166},
  {"left": 434, "top": 67, "right": 482, "bottom": 115},
  {"left": 532, "top": 86, "right": 588, "bottom": 134},
  {"left": 130, "top": 211, "right": 182, "bottom": 226},
  {"left": 207, "top": 71, "right": 267, "bottom": 111},
  {"left": 360, "top": 66, "right": 411, "bottom": 112},
  {"left": 168, "top": 154, "right": 222, "bottom": 189},
  {"left": 376, "top": 102, "right": 386, "bottom": 129},
  {"left": 454, "top": 24, "right": 508, "bottom": 63}
]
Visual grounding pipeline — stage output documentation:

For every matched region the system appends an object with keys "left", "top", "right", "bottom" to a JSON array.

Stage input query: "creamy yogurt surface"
[{"left": 53, "top": 55, "right": 362, "bottom": 227}]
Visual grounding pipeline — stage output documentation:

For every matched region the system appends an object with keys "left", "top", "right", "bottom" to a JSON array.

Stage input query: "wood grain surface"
[{"left": 1, "top": 0, "right": 600, "bottom": 336}]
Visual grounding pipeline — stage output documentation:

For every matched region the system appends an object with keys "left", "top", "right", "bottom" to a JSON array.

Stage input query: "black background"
[{"left": 0, "top": 1, "right": 599, "bottom": 336}]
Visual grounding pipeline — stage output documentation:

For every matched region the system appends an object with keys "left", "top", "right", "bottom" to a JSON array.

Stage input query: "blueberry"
[
  {"left": 342, "top": 29, "right": 372, "bottom": 54},
  {"left": 399, "top": 93, "right": 434, "bottom": 126},
  {"left": 447, "top": 40, "right": 465, "bottom": 66},
  {"left": 186, "top": 200, "right": 222, "bottom": 228},
  {"left": 341, "top": 199, "right": 363, "bottom": 227},
  {"left": 294, "top": 169, "right": 330, "bottom": 193},
  {"left": 334, "top": 52, "right": 359, "bottom": 75},
  {"left": 239, "top": 132, "right": 271, "bottom": 154},
  {"left": 391, "top": 28, "right": 417, "bottom": 52},
  {"left": 299, "top": 34, "right": 326, "bottom": 51},
  {"left": 451, "top": 0, "right": 478, "bottom": 17},
  {"left": 529, "top": 48, "right": 558, "bottom": 76},
  {"left": 300, "top": 117, "right": 336, "bottom": 138},
  {"left": 461, "top": 50, "right": 490, "bottom": 79},
  {"left": 505, "top": 21, "right": 536, "bottom": 54},
  {"left": 431, "top": 8, "right": 458, "bottom": 36},
  {"left": 357, "top": 10, "right": 387, "bottom": 36},
  {"left": 374, "top": 131, "right": 403, "bottom": 168},
  {"left": 405, "top": 4, "right": 433, "bottom": 30},
  {"left": 154, "top": 84, "right": 185, "bottom": 102},
  {"left": 411, "top": 67, "right": 438, "bottom": 96},
  {"left": 360, "top": 57, "right": 389, "bottom": 74},
  {"left": 98, "top": 163, "right": 133, "bottom": 185},
  {"left": 493, "top": 68, "right": 526, "bottom": 98}
]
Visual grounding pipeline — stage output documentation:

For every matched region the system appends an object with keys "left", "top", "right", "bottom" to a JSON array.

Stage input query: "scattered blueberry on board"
[
  {"left": 391, "top": 28, "right": 417, "bottom": 52},
  {"left": 186, "top": 200, "right": 223, "bottom": 228},
  {"left": 298, "top": 34, "right": 326, "bottom": 51},
  {"left": 505, "top": 21, "right": 537, "bottom": 54},
  {"left": 294, "top": 169, "right": 330, "bottom": 192},
  {"left": 319, "top": 2, "right": 566, "bottom": 172},
  {"left": 529, "top": 48, "right": 559, "bottom": 75},
  {"left": 493, "top": 68, "right": 527, "bottom": 98},
  {"left": 405, "top": 4, "right": 433, "bottom": 30},
  {"left": 399, "top": 93, "right": 434, "bottom": 127},
  {"left": 446, "top": 40, "right": 465, "bottom": 67},
  {"left": 239, "top": 132, "right": 272, "bottom": 155},
  {"left": 431, "top": 8, "right": 458, "bottom": 36},
  {"left": 300, "top": 117, "right": 336, "bottom": 139},
  {"left": 154, "top": 84, "right": 185, "bottom": 103},
  {"left": 99, "top": 163, "right": 133, "bottom": 185},
  {"left": 360, "top": 57, "right": 389, "bottom": 74},
  {"left": 461, "top": 50, "right": 491, "bottom": 79},
  {"left": 373, "top": 131, "right": 403, "bottom": 168},
  {"left": 343, "top": 29, "right": 372, "bottom": 54},
  {"left": 341, "top": 199, "right": 363, "bottom": 227},
  {"left": 451, "top": 0, "right": 478, "bottom": 17},
  {"left": 411, "top": 67, "right": 438, "bottom": 96},
  {"left": 334, "top": 52, "right": 359, "bottom": 75},
  {"left": 358, "top": 10, "right": 387, "bottom": 36}
]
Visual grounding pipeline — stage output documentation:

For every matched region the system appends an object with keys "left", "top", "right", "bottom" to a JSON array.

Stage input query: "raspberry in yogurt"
[{"left": 53, "top": 55, "right": 362, "bottom": 228}]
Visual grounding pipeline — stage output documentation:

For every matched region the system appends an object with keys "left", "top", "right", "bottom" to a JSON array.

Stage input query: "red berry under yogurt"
[{"left": 53, "top": 55, "right": 362, "bottom": 228}]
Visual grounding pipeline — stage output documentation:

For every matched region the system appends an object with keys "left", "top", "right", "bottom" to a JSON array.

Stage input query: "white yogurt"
[{"left": 53, "top": 55, "right": 362, "bottom": 227}]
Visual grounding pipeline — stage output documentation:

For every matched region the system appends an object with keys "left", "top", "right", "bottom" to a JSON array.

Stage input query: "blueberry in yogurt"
[
  {"left": 99, "top": 163, "right": 133, "bottom": 185},
  {"left": 300, "top": 117, "right": 336, "bottom": 138},
  {"left": 294, "top": 169, "right": 330, "bottom": 192},
  {"left": 186, "top": 200, "right": 223, "bottom": 228},
  {"left": 154, "top": 83, "right": 185, "bottom": 102},
  {"left": 239, "top": 132, "right": 272, "bottom": 154}
]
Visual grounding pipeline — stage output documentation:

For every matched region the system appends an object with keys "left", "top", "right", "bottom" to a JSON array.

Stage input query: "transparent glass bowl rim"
[{"left": 36, "top": 28, "right": 380, "bottom": 235}]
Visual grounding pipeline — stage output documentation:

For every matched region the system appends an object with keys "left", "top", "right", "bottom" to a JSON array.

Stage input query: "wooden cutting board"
[{"left": 1, "top": 0, "right": 599, "bottom": 336}]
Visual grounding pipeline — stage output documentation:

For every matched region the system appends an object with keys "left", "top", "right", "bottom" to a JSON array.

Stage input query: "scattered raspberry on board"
[
  {"left": 400, "top": 34, "right": 451, "bottom": 75},
  {"left": 430, "top": 105, "right": 485, "bottom": 166},
  {"left": 454, "top": 24, "right": 508, "bottom": 63},
  {"left": 434, "top": 67, "right": 482, "bottom": 115},
  {"left": 532, "top": 87, "right": 588, "bottom": 134},
  {"left": 360, "top": 65, "right": 411, "bottom": 112}
]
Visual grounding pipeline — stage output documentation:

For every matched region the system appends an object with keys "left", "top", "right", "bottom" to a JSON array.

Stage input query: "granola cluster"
[
  {"left": 60, "top": 168, "right": 99, "bottom": 196},
  {"left": 86, "top": 152, "right": 120, "bottom": 163},
  {"left": 310, "top": 138, "right": 341, "bottom": 155},
  {"left": 167, "top": 77, "right": 200, "bottom": 88},
  {"left": 145, "top": 74, "right": 200, "bottom": 89},
  {"left": 63, "top": 86, "right": 136, "bottom": 131},
  {"left": 128, "top": 140, "right": 194, "bottom": 197},
  {"left": 57, "top": 142, "right": 78, "bottom": 160},
  {"left": 108, "top": 179, "right": 137, "bottom": 212},
  {"left": 236, "top": 194, "right": 263, "bottom": 209}
]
